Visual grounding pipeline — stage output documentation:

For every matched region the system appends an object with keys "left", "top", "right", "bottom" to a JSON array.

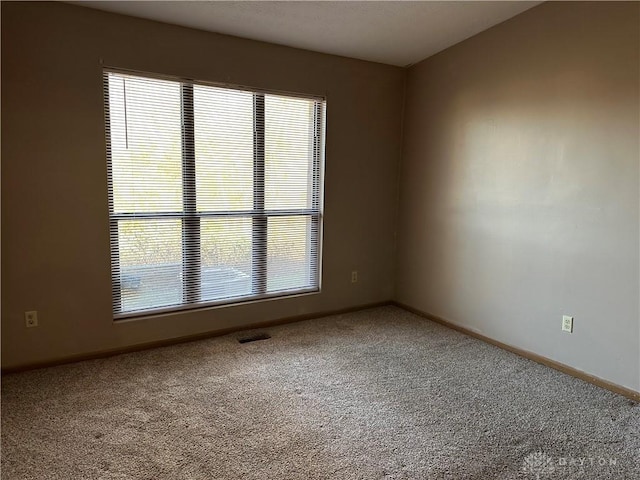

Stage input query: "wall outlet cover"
[{"left": 25, "top": 311, "right": 38, "bottom": 328}]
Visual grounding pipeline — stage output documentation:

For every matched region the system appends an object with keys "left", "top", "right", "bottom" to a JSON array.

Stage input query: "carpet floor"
[{"left": 2, "top": 306, "right": 639, "bottom": 479}]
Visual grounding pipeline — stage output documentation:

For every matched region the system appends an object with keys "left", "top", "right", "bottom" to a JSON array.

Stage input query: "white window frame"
[{"left": 104, "top": 69, "right": 326, "bottom": 320}]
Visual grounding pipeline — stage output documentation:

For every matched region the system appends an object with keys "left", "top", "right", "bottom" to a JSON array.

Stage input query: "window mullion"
[
  {"left": 181, "top": 83, "right": 201, "bottom": 303},
  {"left": 252, "top": 94, "right": 267, "bottom": 295}
]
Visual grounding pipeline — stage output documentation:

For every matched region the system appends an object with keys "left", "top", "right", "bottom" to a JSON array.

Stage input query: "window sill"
[{"left": 113, "top": 287, "right": 321, "bottom": 323}]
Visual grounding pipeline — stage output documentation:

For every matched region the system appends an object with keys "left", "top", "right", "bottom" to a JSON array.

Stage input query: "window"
[{"left": 104, "top": 70, "right": 325, "bottom": 319}]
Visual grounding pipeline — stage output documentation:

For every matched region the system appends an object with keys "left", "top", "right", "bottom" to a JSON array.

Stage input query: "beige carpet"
[{"left": 2, "top": 306, "right": 639, "bottom": 479}]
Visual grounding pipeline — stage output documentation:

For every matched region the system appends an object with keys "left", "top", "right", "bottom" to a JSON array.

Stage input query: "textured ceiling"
[{"left": 75, "top": 1, "right": 542, "bottom": 66}]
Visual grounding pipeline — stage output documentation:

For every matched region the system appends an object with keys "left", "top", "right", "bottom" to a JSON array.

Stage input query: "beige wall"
[
  {"left": 1, "top": 2, "right": 405, "bottom": 368},
  {"left": 397, "top": 2, "right": 640, "bottom": 390}
]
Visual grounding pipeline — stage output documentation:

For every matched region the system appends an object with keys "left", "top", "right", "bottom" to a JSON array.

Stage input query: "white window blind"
[{"left": 104, "top": 70, "right": 325, "bottom": 319}]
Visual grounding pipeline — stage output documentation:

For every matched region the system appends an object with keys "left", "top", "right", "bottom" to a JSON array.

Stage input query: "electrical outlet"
[
  {"left": 25, "top": 311, "right": 38, "bottom": 328},
  {"left": 351, "top": 271, "right": 358, "bottom": 283},
  {"left": 562, "top": 315, "right": 573, "bottom": 333}
]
